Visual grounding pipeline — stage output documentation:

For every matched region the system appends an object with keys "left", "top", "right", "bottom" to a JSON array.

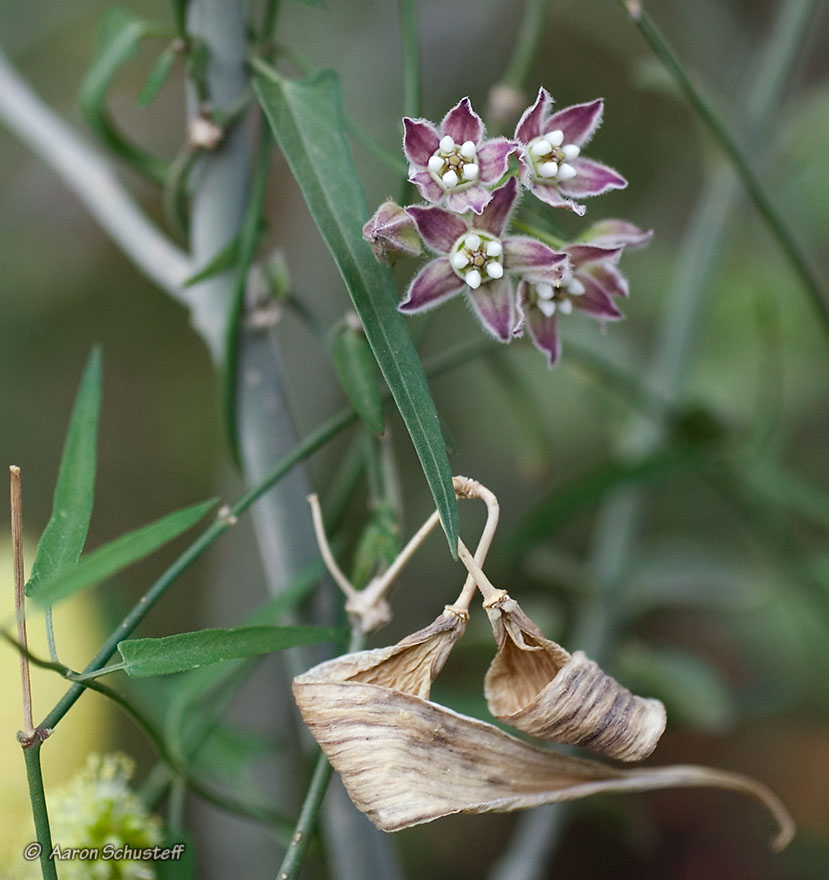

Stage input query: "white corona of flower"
[
  {"left": 428, "top": 135, "right": 480, "bottom": 191},
  {"left": 526, "top": 130, "right": 580, "bottom": 183},
  {"left": 450, "top": 230, "right": 505, "bottom": 289}
]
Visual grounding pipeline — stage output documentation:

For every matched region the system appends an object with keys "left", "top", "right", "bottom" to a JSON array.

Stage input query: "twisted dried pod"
[
  {"left": 293, "top": 616, "right": 793, "bottom": 848},
  {"left": 484, "top": 596, "right": 666, "bottom": 761}
]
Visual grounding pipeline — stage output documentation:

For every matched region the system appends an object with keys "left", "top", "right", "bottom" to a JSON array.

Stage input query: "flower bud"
[{"left": 362, "top": 199, "right": 423, "bottom": 265}]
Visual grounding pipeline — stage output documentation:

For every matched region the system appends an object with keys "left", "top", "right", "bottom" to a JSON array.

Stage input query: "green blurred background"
[{"left": 1, "top": 1, "right": 828, "bottom": 878}]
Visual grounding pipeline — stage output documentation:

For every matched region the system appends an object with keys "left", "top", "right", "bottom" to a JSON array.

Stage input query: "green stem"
[
  {"left": 23, "top": 743, "right": 57, "bottom": 880},
  {"left": 501, "top": 0, "right": 546, "bottom": 90},
  {"left": 615, "top": 0, "right": 829, "bottom": 335},
  {"left": 397, "top": 0, "right": 420, "bottom": 119},
  {"left": 276, "top": 751, "right": 332, "bottom": 880},
  {"left": 222, "top": 124, "right": 273, "bottom": 464},
  {"left": 262, "top": 0, "right": 282, "bottom": 39},
  {"left": 397, "top": 0, "right": 420, "bottom": 204},
  {"left": 276, "top": 629, "right": 365, "bottom": 880}
]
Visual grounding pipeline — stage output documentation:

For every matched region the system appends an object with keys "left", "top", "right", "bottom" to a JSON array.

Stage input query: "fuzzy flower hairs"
[
  {"left": 363, "top": 90, "right": 649, "bottom": 367},
  {"left": 295, "top": 477, "right": 794, "bottom": 847}
]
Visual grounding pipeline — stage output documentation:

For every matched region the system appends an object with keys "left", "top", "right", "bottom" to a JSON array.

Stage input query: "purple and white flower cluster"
[{"left": 363, "top": 88, "right": 651, "bottom": 367}]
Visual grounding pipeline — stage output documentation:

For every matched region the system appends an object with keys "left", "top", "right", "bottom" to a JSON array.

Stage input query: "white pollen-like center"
[
  {"left": 533, "top": 275, "right": 583, "bottom": 318},
  {"left": 429, "top": 137, "right": 480, "bottom": 191},
  {"left": 450, "top": 230, "right": 504, "bottom": 289},
  {"left": 526, "top": 130, "right": 580, "bottom": 184}
]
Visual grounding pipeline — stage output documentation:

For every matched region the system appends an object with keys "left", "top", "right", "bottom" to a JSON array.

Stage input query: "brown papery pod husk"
[
  {"left": 293, "top": 642, "right": 794, "bottom": 849},
  {"left": 483, "top": 596, "right": 666, "bottom": 761}
]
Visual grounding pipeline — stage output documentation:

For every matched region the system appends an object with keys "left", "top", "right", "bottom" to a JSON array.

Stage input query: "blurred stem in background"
[
  {"left": 615, "top": 0, "right": 828, "bottom": 334},
  {"left": 488, "top": 1, "right": 820, "bottom": 878}
]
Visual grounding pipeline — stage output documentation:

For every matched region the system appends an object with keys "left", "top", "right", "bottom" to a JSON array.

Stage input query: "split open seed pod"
[
  {"left": 292, "top": 612, "right": 793, "bottom": 848},
  {"left": 484, "top": 595, "right": 666, "bottom": 761}
]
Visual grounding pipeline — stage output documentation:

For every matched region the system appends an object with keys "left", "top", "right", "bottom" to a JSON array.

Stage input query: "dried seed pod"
[
  {"left": 293, "top": 624, "right": 793, "bottom": 848},
  {"left": 484, "top": 595, "right": 666, "bottom": 761}
]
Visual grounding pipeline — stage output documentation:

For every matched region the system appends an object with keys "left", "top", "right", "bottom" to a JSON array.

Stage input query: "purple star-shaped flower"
[
  {"left": 404, "top": 97, "right": 515, "bottom": 215},
  {"left": 516, "top": 220, "right": 652, "bottom": 367},
  {"left": 399, "top": 177, "right": 570, "bottom": 341},
  {"left": 515, "top": 88, "right": 627, "bottom": 216}
]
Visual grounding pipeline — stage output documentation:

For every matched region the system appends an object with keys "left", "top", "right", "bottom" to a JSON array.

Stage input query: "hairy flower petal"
[
  {"left": 477, "top": 137, "right": 516, "bottom": 183},
  {"left": 466, "top": 277, "right": 516, "bottom": 342},
  {"left": 523, "top": 296, "right": 561, "bottom": 368},
  {"left": 543, "top": 98, "right": 604, "bottom": 147},
  {"left": 581, "top": 219, "right": 653, "bottom": 250},
  {"left": 403, "top": 117, "right": 441, "bottom": 165},
  {"left": 445, "top": 185, "right": 491, "bottom": 216},
  {"left": 558, "top": 158, "right": 627, "bottom": 198},
  {"left": 406, "top": 205, "right": 468, "bottom": 254},
  {"left": 565, "top": 243, "right": 623, "bottom": 269},
  {"left": 573, "top": 274, "right": 624, "bottom": 320},
  {"left": 515, "top": 87, "right": 549, "bottom": 143},
  {"left": 441, "top": 96, "right": 484, "bottom": 145},
  {"left": 476, "top": 177, "right": 519, "bottom": 237},
  {"left": 586, "top": 262, "right": 629, "bottom": 298},
  {"left": 504, "top": 236, "right": 569, "bottom": 281},
  {"left": 527, "top": 179, "right": 586, "bottom": 215},
  {"left": 400, "top": 258, "right": 465, "bottom": 313},
  {"left": 409, "top": 169, "right": 445, "bottom": 206}
]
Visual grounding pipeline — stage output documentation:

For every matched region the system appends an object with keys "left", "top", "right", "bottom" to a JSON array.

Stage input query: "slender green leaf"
[
  {"left": 79, "top": 8, "right": 170, "bottom": 183},
  {"left": 252, "top": 63, "right": 458, "bottom": 553},
  {"left": 117, "top": 624, "right": 339, "bottom": 677},
  {"left": 26, "top": 349, "right": 101, "bottom": 595},
  {"left": 137, "top": 43, "right": 176, "bottom": 108},
  {"left": 330, "top": 320, "right": 385, "bottom": 434},
  {"left": 31, "top": 498, "right": 217, "bottom": 605}
]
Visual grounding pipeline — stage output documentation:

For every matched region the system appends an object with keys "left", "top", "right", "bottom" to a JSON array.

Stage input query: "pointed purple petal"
[
  {"left": 558, "top": 158, "right": 627, "bottom": 198},
  {"left": 466, "top": 278, "right": 515, "bottom": 342},
  {"left": 399, "top": 259, "right": 464, "bottom": 313},
  {"left": 515, "top": 87, "right": 549, "bottom": 144},
  {"left": 543, "top": 99, "right": 604, "bottom": 147},
  {"left": 409, "top": 170, "right": 445, "bottom": 206},
  {"left": 526, "top": 303, "right": 561, "bottom": 367},
  {"left": 503, "top": 236, "right": 569, "bottom": 280},
  {"left": 477, "top": 177, "right": 519, "bottom": 236},
  {"left": 441, "top": 97, "right": 484, "bottom": 145},
  {"left": 581, "top": 219, "right": 653, "bottom": 250},
  {"left": 564, "top": 243, "right": 623, "bottom": 269},
  {"left": 445, "top": 185, "right": 491, "bottom": 215},
  {"left": 572, "top": 275, "right": 624, "bottom": 320},
  {"left": 477, "top": 138, "right": 515, "bottom": 183},
  {"left": 406, "top": 205, "right": 467, "bottom": 254},
  {"left": 584, "top": 263, "right": 629, "bottom": 298},
  {"left": 403, "top": 117, "right": 440, "bottom": 165},
  {"left": 526, "top": 180, "right": 586, "bottom": 216}
]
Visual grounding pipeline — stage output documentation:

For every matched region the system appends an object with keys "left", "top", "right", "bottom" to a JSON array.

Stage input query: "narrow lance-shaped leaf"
[
  {"left": 117, "top": 624, "right": 340, "bottom": 678},
  {"left": 31, "top": 498, "right": 218, "bottom": 606},
  {"left": 252, "top": 64, "right": 458, "bottom": 555},
  {"left": 26, "top": 349, "right": 101, "bottom": 595}
]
